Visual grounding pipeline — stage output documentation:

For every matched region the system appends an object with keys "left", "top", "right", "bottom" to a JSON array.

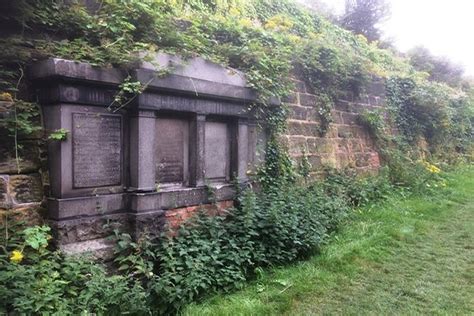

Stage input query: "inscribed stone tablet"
[
  {"left": 205, "top": 122, "right": 229, "bottom": 180},
  {"left": 155, "top": 118, "right": 189, "bottom": 184},
  {"left": 72, "top": 113, "right": 121, "bottom": 188}
]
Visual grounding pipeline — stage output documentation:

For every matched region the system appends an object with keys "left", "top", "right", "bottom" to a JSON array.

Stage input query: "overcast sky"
[{"left": 315, "top": 0, "right": 474, "bottom": 76}]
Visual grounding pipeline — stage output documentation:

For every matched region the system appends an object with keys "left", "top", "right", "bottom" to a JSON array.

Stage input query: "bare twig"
[{"left": 14, "top": 66, "right": 25, "bottom": 174}]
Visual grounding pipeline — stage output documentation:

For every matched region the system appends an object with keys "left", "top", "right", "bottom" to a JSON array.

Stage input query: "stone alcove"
[{"left": 30, "top": 54, "right": 266, "bottom": 253}]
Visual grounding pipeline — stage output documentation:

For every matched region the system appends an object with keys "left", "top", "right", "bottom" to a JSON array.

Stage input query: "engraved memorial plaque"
[
  {"left": 205, "top": 122, "right": 229, "bottom": 181},
  {"left": 72, "top": 113, "right": 122, "bottom": 188},
  {"left": 155, "top": 118, "right": 189, "bottom": 185}
]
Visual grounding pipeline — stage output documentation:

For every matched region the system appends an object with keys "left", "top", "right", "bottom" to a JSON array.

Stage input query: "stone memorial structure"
[{"left": 29, "top": 54, "right": 266, "bottom": 254}]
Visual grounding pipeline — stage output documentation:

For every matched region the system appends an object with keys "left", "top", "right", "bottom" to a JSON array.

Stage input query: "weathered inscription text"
[{"left": 73, "top": 113, "right": 121, "bottom": 188}]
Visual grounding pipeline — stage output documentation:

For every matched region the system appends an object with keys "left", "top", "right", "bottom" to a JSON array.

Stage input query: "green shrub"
[
  {"left": 114, "top": 178, "right": 352, "bottom": 313},
  {"left": 322, "top": 167, "right": 394, "bottom": 207},
  {"left": 0, "top": 224, "right": 150, "bottom": 315}
]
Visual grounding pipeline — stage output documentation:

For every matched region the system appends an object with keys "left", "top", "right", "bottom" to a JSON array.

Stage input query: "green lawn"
[{"left": 183, "top": 167, "right": 474, "bottom": 315}]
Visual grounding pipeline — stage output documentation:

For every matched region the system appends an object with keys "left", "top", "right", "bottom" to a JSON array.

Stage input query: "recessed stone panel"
[
  {"left": 155, "top": 118, "right": 189, "bottom": 185},
  {"left": 205, "top": 122, "right": 230, "bottom": 181},
  {"left": 72, "top": 113, "right": 122, "bottom": 188}
]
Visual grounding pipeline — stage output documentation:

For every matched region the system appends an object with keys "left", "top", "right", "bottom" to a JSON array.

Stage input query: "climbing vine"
[
  {"left": 0, "top": 0, "right": 472, "bottom": 175},
  {"left": 1, "top": 1, "right": 473, "bottom": 314}
]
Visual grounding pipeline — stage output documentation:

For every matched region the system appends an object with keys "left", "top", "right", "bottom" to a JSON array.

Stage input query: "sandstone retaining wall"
[
  {"left": 0, "top": 101, "right": 46, "bottom": 225},
  {"left": 283, "top": 78, "right": 385, "bottom": 178}
]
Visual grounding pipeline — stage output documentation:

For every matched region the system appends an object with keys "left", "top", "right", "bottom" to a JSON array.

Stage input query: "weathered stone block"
[
  {"left": 129, "top": 211, "right": 166, "bottom": 239},
  {"left": 339, "top": 91, "right": 354, "bottom": 102},
  {"left": 289, "top": 105, "right": 308, "bottom": 121},
  {"left": 326, "top": 126, "right": 339, "bottom": 138},
  {"left": 307, "top": 138, "right": 334, "bottom": 154},
  {"left": 367, "top": 80, "right": 386, "bottom": 97},
  {"left": 0, "top": 175, "right": 10, "bottom": 209},
  {"left": 337, "top": 153, "right": 352, "bottom": 168},
  {"left": 299, "top": 93, "right": 320, "bottom": 107},
  {"left": 368, "top": 95, "right": 379, "bottom": 106},
  {"left": 0, "top": 205, "right": 44, "bottom": 226},
  {"left": 350, "top": 139, "right": 364, "bottom": 153},
  {"left": 320, "top": 153, "right": 337, "bottom": 168},
  {"left": 341, "top": 112, "right": 359, "bottom": 125},
  {"left": 337, "top": 125, "right": 353, "bottom": 138},
  {"left": 50, "top": 213, "right": 129, "bottom": 244},
  {"left": 307, "top": 155, "right": 322, "bottom": 169},
  {"left": 59, "top": 238, "right": 116, "bottom": 259},
  {"left": 336, "top": 139, "right": 349, "bottom": 154},
  {"left": 0, "top": 141, "right": 41, "bottom": 174},
  {"left": 331, "top": 110, "right": 343, "bottom": 124},
  {"left": 291, "top": 79, "right": 306, "bottom": 93},
  {"left": 301, "top": 122, "right": 320, "bottom": 136},
  {"left": 334, "top": 100, "right": 350, "bottom": 112},
  {"left": 352, "top": 126, "right": 368, "bottom": 139},
  {"left": 288, "top": 121, "right": 303, "bottom": 135},
  {"left": 288, "top": 136, "right": 307, "bottom": 155},
  {"left": 355, "top": 153, "right": 370, "bottom": 167},
  {"left": 282, "top": 93, "right": 298, "bottom": 104},
  {"left": 9, "top": 174, "right": 43, "bottom": 204},
  {"left": 355, "top": 94, "right": 370, "bottom": 104},
  {"left": 368, "top": 152, "right": 381, "bottom": 169}
]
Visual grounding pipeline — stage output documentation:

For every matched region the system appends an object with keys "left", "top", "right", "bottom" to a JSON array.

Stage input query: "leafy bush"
[
  {"left": 0, "top": 224, "right": 150, "bottom": 315},
  {"left": 322, "top": 167, "right": 394, "bottom": 207},
  {"left": 111, "top": 175, "right": 367, "bottom": 313},
  {"left": 0, "top": 165, "right": 448, "bottom": 314}
]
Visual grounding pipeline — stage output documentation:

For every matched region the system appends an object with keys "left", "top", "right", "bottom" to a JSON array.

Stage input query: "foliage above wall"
[
  {"left": 1, "top": 1, "right": 473, "bottom": 314},
  {"left": 1, "top": 0, "right": 472, "bottom": 182}
]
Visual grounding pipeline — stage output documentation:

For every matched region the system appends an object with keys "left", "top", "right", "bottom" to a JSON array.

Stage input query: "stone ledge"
[
  {"left": 130, "top": 184, "right": 236, "bottom": 213},
  {"left": 29, "top": 57, "right": 264, "bottom": 104},
  {"left": 29, "top": 58, "right": 125, "bottom": 85},
  {"left": 59, "top": 237, "right": 115, "bottom": 259},
  {"left": 139, "top": 53, "right": 247, "bottom": 86},
  {"left": 48, "top": 193, "right": 128, "bottom": 220}
]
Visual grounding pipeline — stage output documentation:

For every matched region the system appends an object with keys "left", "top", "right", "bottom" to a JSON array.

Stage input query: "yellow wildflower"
[
  {"left": 10, "top": 250, "right": 24, "bottom": 263},
  {"left": 264, "top": 15, "right": 293, "bottom": 32},
  {"left": 422, "top": 161, "right": 441, "bottom": 174},
  {"left": 239, "top": 18, "right": 253, "bottom": 28}
]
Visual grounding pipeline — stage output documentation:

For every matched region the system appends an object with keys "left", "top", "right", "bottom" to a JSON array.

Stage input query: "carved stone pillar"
[
  {"left": 129, "top": 110, "right": 156, "bottom": 192},
  {"left": 189, "top": 114, "right": 206, "bottom": 187}
]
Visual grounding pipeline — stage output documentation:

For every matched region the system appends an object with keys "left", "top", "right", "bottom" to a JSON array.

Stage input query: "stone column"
[
  {"left": 189, "top": 114, "right": 205, "bottom": 187},
  {"left": 236, "top": 118, "right": 249, "bottom": 181},
  {"left": 129, "top": 110, "right": 156, "bottom": 192}
]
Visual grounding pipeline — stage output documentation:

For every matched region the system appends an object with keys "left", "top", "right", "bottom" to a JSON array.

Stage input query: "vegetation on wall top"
[
  {"left": 1, "top": 0, "right": 472, "bottom": 177},
  {"left": 1, "top": 1, "right": 473, "bottom": 314}
]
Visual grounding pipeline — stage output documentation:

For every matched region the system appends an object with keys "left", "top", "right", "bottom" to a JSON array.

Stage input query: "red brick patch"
[{"left": 165, "top": 200, "right": 234, "bottom": 230}]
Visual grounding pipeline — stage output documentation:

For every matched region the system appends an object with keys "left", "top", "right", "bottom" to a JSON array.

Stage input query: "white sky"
[{"left": 315, "top": 0, "right": 474, "bottom": 76}]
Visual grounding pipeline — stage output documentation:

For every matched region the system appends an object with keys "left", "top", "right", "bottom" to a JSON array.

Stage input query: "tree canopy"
[{"left": 340, "top": 0, "right": 390, "bottom": 42}]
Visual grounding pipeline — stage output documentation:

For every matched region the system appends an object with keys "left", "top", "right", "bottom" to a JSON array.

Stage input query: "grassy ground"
[{"left": 183, "top": 167, "right": 474, "bottom": 315}]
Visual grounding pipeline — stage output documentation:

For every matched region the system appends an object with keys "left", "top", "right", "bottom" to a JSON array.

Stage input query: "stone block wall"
[
  {"left": 283, "top": 78, "right": 385, "bottom": 177},
  {"left": 0, "top": 101, "right": 46, "bottom": 225}
]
